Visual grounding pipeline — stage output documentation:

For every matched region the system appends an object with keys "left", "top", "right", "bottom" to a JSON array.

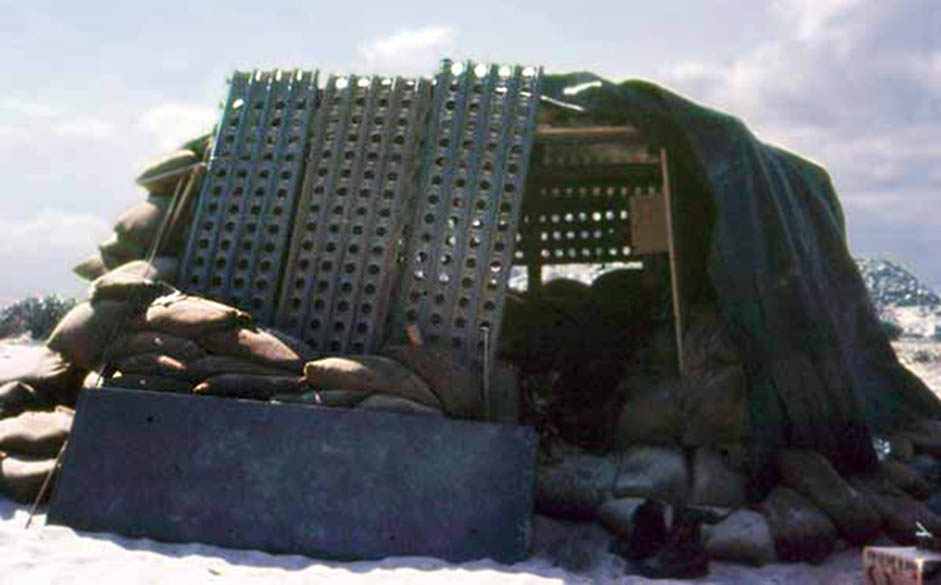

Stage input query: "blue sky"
[{"left": 1, "top": 0, "right": 939, "bottom": 304}]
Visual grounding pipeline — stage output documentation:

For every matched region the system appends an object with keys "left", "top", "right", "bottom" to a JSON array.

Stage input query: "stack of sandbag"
[
  {"left": 73, "top": 132, "right": 212, "bottom": 282},
  {"left": 0, "top": 407, "right": 72, "bottom": 503},
  {"left": 205, "top": 344, "right": 484, "bottom": 419}
]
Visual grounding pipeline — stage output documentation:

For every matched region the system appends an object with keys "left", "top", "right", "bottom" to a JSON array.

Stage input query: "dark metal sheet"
[
  {"left": 178, "top": 70, "right": 319, "bottom": 323},
  {"left": 275, "top": 75, "right": 430, "bottom": 354},
  {"left": 48, "top": 388, "right": 536, "bottom": 563},
  {"left": 391, "top": 61, "right": 542, "bottom": 365}
]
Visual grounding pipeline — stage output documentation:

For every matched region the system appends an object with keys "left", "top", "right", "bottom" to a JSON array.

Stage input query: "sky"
[{"left": 0, "top": 0, "right": 939, "bottom": 305}]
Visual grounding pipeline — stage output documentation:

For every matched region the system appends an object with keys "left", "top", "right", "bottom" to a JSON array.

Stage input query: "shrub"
[
  {"left": 879, "top": 319, "right": 904, "bottom": 341},
  {"left": 0, "top": 295, "right": 77, "bottom": 340}
]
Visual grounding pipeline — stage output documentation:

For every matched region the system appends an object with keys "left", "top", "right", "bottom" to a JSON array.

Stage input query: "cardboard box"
[{"left": 864, "top": 547, "right": 941, "bottom": 585}]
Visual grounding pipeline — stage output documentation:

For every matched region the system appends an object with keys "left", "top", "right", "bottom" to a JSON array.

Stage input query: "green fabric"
[{"left": 540, "top": 73, "right": 941, "bottom": 469}]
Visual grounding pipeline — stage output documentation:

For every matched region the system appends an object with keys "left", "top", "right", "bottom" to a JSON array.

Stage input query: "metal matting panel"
[
  {"left": 275, "top": 75, "right": 430, "bottom": 354},
  {"left": 516, "top": 139, "right": 662, "bottom": 266},
  {"left": 178, "top": 70, "right": 319, "bottom": 323},
  {"left": 391, "top": 61, "right": 542, "bottom": 363}
]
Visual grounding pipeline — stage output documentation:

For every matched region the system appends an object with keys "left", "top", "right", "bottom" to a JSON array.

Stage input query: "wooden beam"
[
  {"left": 660, "top": 148, "right": 685, "bottom": 375},
  {"left": 534, "top": 125, "right": 645, "bottom": 143}
]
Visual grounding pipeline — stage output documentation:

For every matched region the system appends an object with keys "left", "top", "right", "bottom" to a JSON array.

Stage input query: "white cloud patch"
[
  {"left": 0, "top": 208, "right": 109, "bottom": 251},
  {"left": 357, "top": 26, "right": 456, "bottom": 76},
  {"left": 660, "top": 0, "right": 941, "bottom": 287},
  {"left": 0, "top": 97, "right": 116, "bottom": 146},
  {"left": 0, "top": 208, "right": 110, "bottom": 302},
  {"left": 0, "top": 98, "right": 60, "bottom": 119},
  {"left": 137, "top": 102, "right": 217, "bottom": 152},
  {"left": 52, "top": 117, "right": 115, "bottom": 140}
]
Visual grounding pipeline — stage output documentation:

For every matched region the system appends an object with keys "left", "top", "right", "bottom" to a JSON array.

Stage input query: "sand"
[{"left": 0, "top": 498, "right": 870, "bottom": 584}]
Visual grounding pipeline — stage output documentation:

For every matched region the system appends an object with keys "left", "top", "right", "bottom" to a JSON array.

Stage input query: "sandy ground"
[
  {"left": 8, "top": 338, "right": 941, "bottom": 583},
  {"left": 0, "top": 499, "right": 867, "bottom": 585}
]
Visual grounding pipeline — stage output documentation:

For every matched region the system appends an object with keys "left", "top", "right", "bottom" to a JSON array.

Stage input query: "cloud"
[
  {"left": 658, "top": 0, "right": 941, "bottom": 287},
  {"left": 0, "top": 97, "right": 116, "bottom": 146},
  {"left": 137, "top": 102, "right": 217, "bottom": 152},
  {"left": 52, "top": 117, "right": 115, "bottom": 140},
  {"left": 357, "top": 26, "right": 456, "bottom": 76},
  {"left": 0, "top": 98, "right": 60, "bottom": 119},
  {"left": 0, "top": 208, "right": 111, "bottom": 303},
  {"left": 0, "top": 208, "right": 109, "bottom": 251}
]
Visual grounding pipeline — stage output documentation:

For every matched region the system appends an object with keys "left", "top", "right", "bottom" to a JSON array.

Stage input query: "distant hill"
[
  {"left": 856, "top": 258, "right": 940, "bottom": 338},
  {"left": 856, "top": 258, "right": 940, "bottom": 310}
]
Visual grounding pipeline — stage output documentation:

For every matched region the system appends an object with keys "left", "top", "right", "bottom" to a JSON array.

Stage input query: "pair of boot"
[{"left": 612, "top": 500, "right": 710, "bottom": 579}]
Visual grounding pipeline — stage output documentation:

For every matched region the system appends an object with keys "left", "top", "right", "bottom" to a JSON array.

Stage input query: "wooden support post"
[{"left": 660, "top": 148, "right": 685, "bottom": 375}]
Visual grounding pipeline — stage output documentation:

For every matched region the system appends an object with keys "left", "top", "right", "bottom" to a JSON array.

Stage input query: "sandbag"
[
  {"left": 114, "top": 353, "right": 194, "bottom": 382},
  {"left": 188, "top": 355, "right": 296, "bottom": 381},
  {"left": 304, "top": 356, "right": 441, "bottom": 409},
  {"left": 356, "top": 394, "right": 443, "bottom": 416},
  {"left": 596, "top": 496, "right": 647, "bottom": 539},
  {"left": 46, "top": 300, "right": 133, "bottom": 371},
  {"left": 99, "top": 233, "right": 145, "bottom": 266},
  {"left": 135, "top": 149, "right": 199, "bottom": 194},
  {"left": 132, "top": 293, "right": 251, "bottom": 338},
  {"left": 614, "top": 375, "right": 681, "bottom": 448},
  {"left": 0, "top": 345, "right": 86, "bottom": 407},
  {"left": 380, "top": 345, "right": 479, "bottom": 417},
  {"left": 688, "top": 447, "right": 747, "bottom": 508},
  {"left": 96, "top": 258, "right": 179, "bottom": 286},
  {"left": 759, "top": 486, "right": 837, "bottom": 564},
  {"left": 0, "top": 453, "right": 56, "bottom": 504},
  {"left": 270, "top": 389, "right": 370, "bottom": 408},
  {"left": 777, "top": 449, "right": 881, "bottom": 545},
  {"left": 114, "top": 196, "right": 171, "bottom": 250},
  {"left": 0, "top": 381, "right": 40, "bottom": 419},
  {"left": 198, "top": 327, "right": 310, "bottom": 372},
  {"left": 73, "top": 253, "right": 107, "bottom": 281},
  {"left": 909, "top": 454, "right": 941, "bottom": 486},
  {"left": 98, "top": 244, "right": 130, "bottom": 271},
  {"left": 613, "top": 446, "right": 689, "bottom": 504},
  {"left": 541, "top": 277, "right": 591, "bottom": 300},
  {"left": 901, "top": 420, "right": 941, "bottom": 457},
  {"left": 89, "top": 261, "right": 176, "bottom": 304},
  {"left": 107, "top": 374, "right": 193, "bottom": 394},
  {"left": 680, "top": 364, "right": 750, "bottom": 446},
  {"left": 193, "top": 374, "right": 304, "bottom": 400},
  {"left": 181, "top": 133, "right": 212, "bottom": 160},
  {"left": 851, "top": 475, "right": 941, "bottom": 544},
  {"left": 0, "top": 408, "right": 72, "bottom": 458},
  {"left": 589, "top": 268, "right": 647, "bottom": 308},
  {"left": 888, "top": 433, "right": 915, "bottom": 462},
  {"left": 107, "top": 330, "right": 206, "bottom": 363},
  {"left": 535, "top": 453, "right": 618, "bottom": 520},
  {"left": 705, "top": 510, "right": 777, "bottom": 567},
  {"left": 882, "top": 460, "right": 933, "bottom": 500}
]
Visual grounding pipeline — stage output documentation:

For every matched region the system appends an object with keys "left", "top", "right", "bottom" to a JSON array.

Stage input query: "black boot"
[
  {"left": 611, "top": 498, "right": 669, "bottom": 561},
  {"left": 633, "top": 506, "right": 709, "bottom": 579}
]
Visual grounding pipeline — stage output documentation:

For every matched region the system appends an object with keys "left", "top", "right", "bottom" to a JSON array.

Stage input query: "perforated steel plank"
[
  {"left": 178, "top": 70, "right": 319, "bottom": 323},
  {"left": 275, "top": 75, "right": 430, "bottom": 354},
  {"left": 391, "top": 61, "right": 542, "bottom": 364}
]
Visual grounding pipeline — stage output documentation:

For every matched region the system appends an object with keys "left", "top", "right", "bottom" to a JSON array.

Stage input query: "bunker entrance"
[{"left": 499, "top": 102, "right": 683, "bottom": 452}]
